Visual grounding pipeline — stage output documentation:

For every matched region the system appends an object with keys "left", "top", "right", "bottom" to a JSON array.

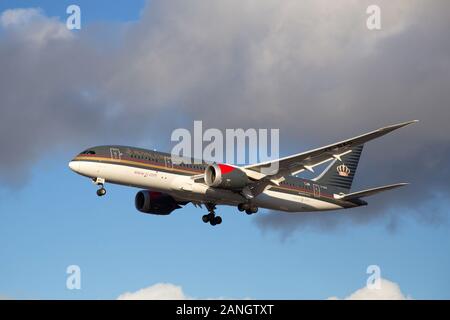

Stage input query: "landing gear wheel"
[
  {"left": 245, "top": 207, "right": 258, "bottom": 215},
  {"left": 210, "top": 216, "right": 222, "bottom": 226},
  {"left": 238, "top": 203, "right": 245, "bottom": 212},
  {"left": 202, "top": 211, "right": 217, "bottom": 225},
  {"left": 96, "top": 187, "right": 106, "bottom": 197},
  {"left": 214, "top": 216, "right": 222, "bottom": 225},
  {"left": 203, "top": 203, "right": 222, "bottom": 226},
  {"left": 208, "top": 213, "right": 218, "bottom": 226}
]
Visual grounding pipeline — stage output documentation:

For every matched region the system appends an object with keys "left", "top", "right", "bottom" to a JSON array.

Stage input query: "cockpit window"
[{"left": 80, "top": 150, "right": 96, "bottom": 155}]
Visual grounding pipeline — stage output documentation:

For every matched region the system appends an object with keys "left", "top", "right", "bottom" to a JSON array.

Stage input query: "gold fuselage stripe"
[{"left": 74, "top": 155, "right": 202, "bottom": 175}]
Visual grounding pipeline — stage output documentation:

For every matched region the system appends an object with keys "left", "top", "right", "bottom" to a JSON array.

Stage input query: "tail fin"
[{"left": 313, "top": 145, "right": 364, "bottom": 192}]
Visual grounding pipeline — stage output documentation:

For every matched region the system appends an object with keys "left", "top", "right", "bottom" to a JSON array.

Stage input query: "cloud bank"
[
  {"left": 117, "top": 283, "right": 188, "bottom": 300},
  {"left": 117, "top": 282, "right": 245, "bottom": 300},
  {"left": 1, "top": 1, "right": 449, "bottom": 232},
  {"left": 118, "top": 278, "right": 409, "bottom": 300},
  {"left": 329, "top": 278, "right": 411, "bottom": 300}
]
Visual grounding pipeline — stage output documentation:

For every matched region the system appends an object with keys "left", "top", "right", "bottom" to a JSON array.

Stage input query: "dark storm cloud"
[
  {"left": 0, "top": 1, "right": 449, "bottom": 233},
  {"left": 0, "top": 9, "right": 116, "bottom": 183}
]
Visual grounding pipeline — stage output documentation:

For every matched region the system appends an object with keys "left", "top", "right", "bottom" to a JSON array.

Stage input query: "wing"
[
  {"left": 240, "top": 120, "right": 417, "bottom": 198},
  {"left": 244, "top": 120, "right": 418, "bottom": 179}
]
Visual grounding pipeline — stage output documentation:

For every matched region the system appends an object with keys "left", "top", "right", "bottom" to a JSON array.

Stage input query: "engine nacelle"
[
  {"left": 135, "top": 190, "right": 182, "bottom": 215},
  {"left": 204, "top": 163, "right": 249, "bottom": 190}
]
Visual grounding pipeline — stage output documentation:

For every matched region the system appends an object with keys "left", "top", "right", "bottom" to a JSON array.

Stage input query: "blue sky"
[
  {"left": 0, "top": 1, "right": 449, "bottom": 299},
  {"left": 0, "top": 0, "right": 146, "bottom": 23},
  {"left": 2, "top": 153, "right": 449, "bottom": 299}
]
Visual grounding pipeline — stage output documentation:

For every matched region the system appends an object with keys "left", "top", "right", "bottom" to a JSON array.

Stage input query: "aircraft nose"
[{"left": 68, "top": 161, "right": 79, "bottom": 173}]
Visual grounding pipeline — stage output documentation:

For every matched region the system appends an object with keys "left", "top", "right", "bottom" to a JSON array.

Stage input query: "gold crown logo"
[{"left": 337, "top": 164, "right": 350, "bottom": 177}]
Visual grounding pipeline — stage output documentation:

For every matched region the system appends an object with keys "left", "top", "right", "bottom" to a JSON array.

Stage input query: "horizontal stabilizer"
[{"left": 334, "top": 183, "right": 409, "bottom": 200}]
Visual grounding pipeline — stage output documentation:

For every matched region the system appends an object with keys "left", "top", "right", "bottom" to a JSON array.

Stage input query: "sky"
[{"left": 0, "top": 0, "right": 449, "bottom": 299}]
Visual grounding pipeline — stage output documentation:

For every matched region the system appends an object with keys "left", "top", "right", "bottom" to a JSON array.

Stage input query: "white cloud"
[
  {"left": 0, "top": 8, "right": 41, "bottom": 27},
  {"left": 117, "top": 283, "right": 189, "bottom": 300},
  {"left": 117, "top": 282, "right": 250, "bottom": 300},
  {"left": 329, "top": 278, "right": 411, "bottom": 300},
  {"left": 0, "top": 7, "right": 71, "bottom": 47},
  {"left": 119, "top": 279, "right": 411, "bottom": 300}
]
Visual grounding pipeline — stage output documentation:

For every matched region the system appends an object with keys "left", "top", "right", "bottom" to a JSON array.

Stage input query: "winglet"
[{"left": 378, "top": 120, "right": 418, "bottom": 134}]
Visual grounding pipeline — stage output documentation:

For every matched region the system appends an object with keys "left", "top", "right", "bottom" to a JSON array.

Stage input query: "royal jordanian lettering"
[{"left": 69, "top": 120, "right": 417, "bottom": 226}]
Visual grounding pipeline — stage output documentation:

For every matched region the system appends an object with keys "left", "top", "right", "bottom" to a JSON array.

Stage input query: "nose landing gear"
[
  {"left": 93, "top": 177, "right": 106, "bottom": 197},
  {"left": 96, "top": 186, "right": 106, "bottom": 197},
  {"left": 202, "top": 203, "right": 222, "bottom": 226}
]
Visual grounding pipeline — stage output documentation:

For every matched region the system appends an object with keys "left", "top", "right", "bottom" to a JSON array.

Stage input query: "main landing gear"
[
  {"left": 202, "top": 203, "right": 222, "bottom": 226},
  {"left": 238, "top": 203, "right": 258, "bottom": 215},
  {"left": 93, "top": 177, "right": 106, "bottom": 197}
]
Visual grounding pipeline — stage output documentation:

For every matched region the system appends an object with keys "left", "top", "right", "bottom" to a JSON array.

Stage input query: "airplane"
[{"left": 68, "top": 120, "right": 417, "bottom": 226}]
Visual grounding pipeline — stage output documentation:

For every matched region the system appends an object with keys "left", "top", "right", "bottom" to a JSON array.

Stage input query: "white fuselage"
[{"left": 70, "top": 160, "right": 344, "bottom": 212}]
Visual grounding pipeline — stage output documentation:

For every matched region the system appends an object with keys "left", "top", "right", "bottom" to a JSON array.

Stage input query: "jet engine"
[
  {"left": 204, "top": 163, "right": 249, "bottom": 190},
  {"left": 135, "top": 190, "right": 183, "bottom": 215}
]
